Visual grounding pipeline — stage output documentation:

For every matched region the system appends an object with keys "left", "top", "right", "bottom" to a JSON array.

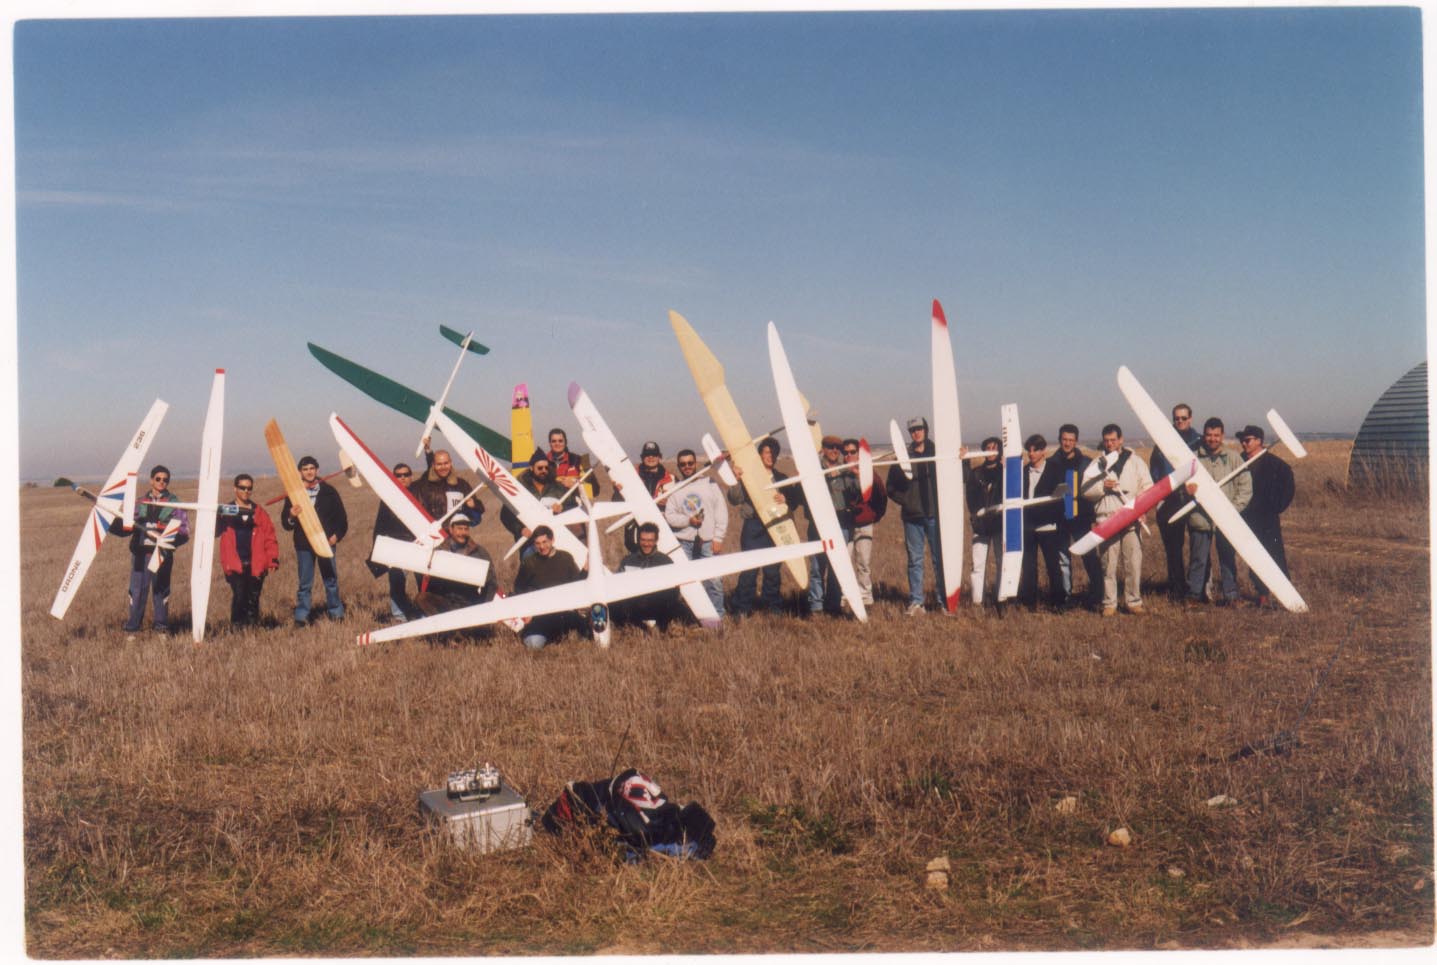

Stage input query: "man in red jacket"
[{"left": 217, "top": 473, "right": 279, "bottom": 627}]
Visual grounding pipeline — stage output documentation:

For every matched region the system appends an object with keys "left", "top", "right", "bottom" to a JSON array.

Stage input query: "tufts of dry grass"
[{"left": 20, "top": 440, "right": 1433, "bottom": 955}]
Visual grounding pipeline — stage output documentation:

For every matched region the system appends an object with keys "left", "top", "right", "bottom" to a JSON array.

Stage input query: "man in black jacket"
[
  {"left": 614, "top": 522, "right": 681, "bottom": 629},
  {"left": 1049, "top": 424, "right": 1103, "bottom": 610},
  {"left": 887, "top": 416, "right": 942, "bottom": 616},
  {"left": 1150, "top": 403, "right": 1202, "bottom": 599},
  {"left": 1237, "top": 425, "right": 1296, "bottom": 606},
  {"left": 1017, "top": 435, "right": 1065, "bottom": 609},
  {"left": 966, "top": 437, "right": 1003, "bottom": 605},
  {"left": 282, "top": 455, "right": 348, "bottom": 625},
  {"left": 370, "top": 461, "right": 419, "bottom": 621}
]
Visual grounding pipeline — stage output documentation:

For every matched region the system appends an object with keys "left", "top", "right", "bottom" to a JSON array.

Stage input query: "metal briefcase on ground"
[{"left": 419, "top": 782, "right": 532, "bottom": 853}]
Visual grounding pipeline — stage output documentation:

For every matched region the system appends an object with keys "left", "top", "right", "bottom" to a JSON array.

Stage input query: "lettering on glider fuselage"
[{"left": 58, "top": 558, "right": 83, "bottom": 595}]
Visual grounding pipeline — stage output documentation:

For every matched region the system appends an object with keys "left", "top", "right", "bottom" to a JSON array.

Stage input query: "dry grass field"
[{"left": 19, "top": 439, "right": 1433, "bottom": 955}]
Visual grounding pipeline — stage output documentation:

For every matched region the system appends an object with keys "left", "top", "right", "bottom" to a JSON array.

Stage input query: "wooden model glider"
[
  {"left": 264, "top": 418, "right": 333, "bottom": 559},
  {"left": 51, "top": 399, "right": 169, "bottom": 619},
  {"left": 1117, "top": 366, "right": 1307, "bottom": 612},
  {"left": 669, "top": 310, "right": 809, "bottom": 589}
]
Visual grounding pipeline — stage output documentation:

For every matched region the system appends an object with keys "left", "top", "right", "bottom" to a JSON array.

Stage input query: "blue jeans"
[
  {"left": 808, "top": 525, "right": 851, "bottom": 613},
  {"left": 295, "top": 547, "right": 343, "bottom": 622},
  {"left": 733, "top": 517, "right": 782, "bottom": 614},
  {"left": 904, "top": 517, "right": 943, "bottom": 607},
  {"left": 1186, "top": 528, "right": 1238, "bottom": 602},
  {"left": 680, "top": 538, "right": 725, "bottom": 616},
  {"left": 387, "top": 569, "right": 412, "bottom": 620},
  {"left": 124, "top": 552, "right": 172, "bottom": 632}
]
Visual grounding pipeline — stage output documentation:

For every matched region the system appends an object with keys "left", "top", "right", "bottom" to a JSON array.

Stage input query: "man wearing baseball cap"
[
  {"left": 414, "top": 512, "right": 497, "bottom": 618},
  {"left": 1237, "top": 424, "right": 1296, "bottom": 607},
  {"left": 885, "top": 416, "right": 943, "bottom": 616}
]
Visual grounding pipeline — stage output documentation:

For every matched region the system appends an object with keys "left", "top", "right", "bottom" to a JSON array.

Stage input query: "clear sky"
[{"left": 12, "top": 5, "right": 1427, "bottom": 481}]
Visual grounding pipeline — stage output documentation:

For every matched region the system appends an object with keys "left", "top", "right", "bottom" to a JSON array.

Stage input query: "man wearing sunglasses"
[
  {"left": 216, "top": 473, "right": 279, "bottom": 627},
  {"left": 664, "top": 447, "right": 729, "bottom": 617},
  {"left": 116, "top": 464, "right": 190, "bottom": 635},
  {"left": 1149, "top": 403, "right": 1202, "bottom": 600},
  {"left": 369, "top": 462, "right": 420, "bottom": 622},
  {"left": 842, "top": 438, "right": 885, "bottom": 607}
]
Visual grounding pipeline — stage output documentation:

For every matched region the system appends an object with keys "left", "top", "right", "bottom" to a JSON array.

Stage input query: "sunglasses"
[
  {"left": 677, "top": 461, "right": 696, "bottom": 468},
  {"left": 152, "top": 476, "right": 170, "bottom": 482},
  {"left": 394, "top": 471, "right": 411, "bottom": 478},
  {"left": 235, "top": 484, "right": 253, "bottom": 491}
]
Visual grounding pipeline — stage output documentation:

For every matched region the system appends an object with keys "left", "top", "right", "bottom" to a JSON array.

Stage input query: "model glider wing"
[
  {"left": 669, "top": 310, "right": 808, "bottom": 589},
  {"left": 190, "top": 369, "right": 225, "bottom": 642},
  {"left": 888, "top": 419, "right": 914, "bottom": 479},
  {"left": 431, "top": 409, "right": 588, "bottom": 567},
  {"left": 1071, "top": 458, "right": 1195, "bottom": 556},
  {"left": 51, "top": 399, "right": 169, "bottom": 620},
  {"left": 1117, "top": 366, "right": 1307, "bottom": 612},
  {"left": 371, "top": 535, "right": 491, "bottom": 587},
  {"left": 767, "top": 322, "right": 867, "bottom": 621},
  {"left": 307, "top": 342, "right": 510, "bottom": 456},
  {"left": 569, "top": 381, "right": 720, "bottom": 627},
  {"left": 997, "top": 403, "right": 1023, "bottom": 601},
  {"left": 931, "top": 299, "right": 965, "bottom": 612},
  {"left": 329, "top": 413, "right": 440, "bottom": 545},
  {"left": 264, "top": 419, "right": 334, "bottom": 559}
]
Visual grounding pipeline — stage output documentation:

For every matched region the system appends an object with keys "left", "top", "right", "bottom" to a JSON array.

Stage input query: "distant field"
[{"left": 20, "top": 439, "right": 1433, "bottom": 955}]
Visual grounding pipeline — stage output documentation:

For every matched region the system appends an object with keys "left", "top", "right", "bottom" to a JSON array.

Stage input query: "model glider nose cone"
[
  {"left": 932, "top": 299, "right": 947, "bottom": 326},
  {"left": 567, "top": 382, "right": 583, "bottom": 406}
]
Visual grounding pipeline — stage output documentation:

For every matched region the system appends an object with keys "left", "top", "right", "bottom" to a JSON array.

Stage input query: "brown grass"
[{"left": 20, "top": 440, "right": 1433, "bottom": 955}]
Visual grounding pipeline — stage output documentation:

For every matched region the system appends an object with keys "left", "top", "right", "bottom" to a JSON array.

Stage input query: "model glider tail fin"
[
  {"left": 120, "top": 473, "right": 138, "bottom": 528},
  {"left": 1267, "top": 409, "right": 1307, "bottom": 459},
  {"left": 438, "top": 324, "right": 491, "bottom": 355},
  {"left": 859, "top": 438, "right": 874, "bottom": 501},
  {"left": 702, "top": 432, "right": 738, "bottom": 486},
  {"left": 889, "top": 419, "right": 914, "bottom": 478}
]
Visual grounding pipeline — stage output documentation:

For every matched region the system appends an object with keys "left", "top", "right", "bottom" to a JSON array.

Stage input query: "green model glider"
[
  {"left": 308, "top": 342, "right": 510, "bottom": 456},
  {"left": 439, "top": 325, "right": 491, "bottom": 355}
]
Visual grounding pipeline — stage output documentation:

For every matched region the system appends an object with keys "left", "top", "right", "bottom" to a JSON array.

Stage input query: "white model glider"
[
  {"left": 51, "top": 399, "right": 169, "bottom": 620},
  {"left": 189, "top": 369, "right": 225, "bottom": 643},
  {"left": 1070, "top": 457, "right": 1196, "bottom": 557},
  {"left": 355, "top": 500, "right": 823, "bottom": 647},
  {"left": 1169, "top": 408, "right": 1307, "bottom": 524},
  {"left": 329, "top": 413, "right": 492, "bottom": 589},
  {"left": 766, "top": 322, "right": 868, "bottom": 621},
  {"left": 930, "top": 299, "right": 965, "bottom": 612},
  {"left": 416, "top": 329, "right": 476, "bottom": 459},
  {"left": 997, "top": 403, "right": 1024, "bottom": 601},
  {"left": 1117, "top": 366, "right": 1307, "bottom": 612},
  {"left": 568, "top": 382, "right": 721, "bottom": 627},
  {"left": 430, "top": 409, "right": 588, "bottom": 568}
]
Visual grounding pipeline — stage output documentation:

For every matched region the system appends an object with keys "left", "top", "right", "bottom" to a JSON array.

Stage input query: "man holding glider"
[
  {"left": 413, "top": 512, "right": 497, "bottom": 617},
  {"left": 1150, "top": 403, "right": 1202, "bottom": 600},
  {"left": 1044, "top": 425, "right": 1100, "bottom": 610},
  {"left": 613, "top": 522, "right": 683, "bottom": 630},
  {"left": 966, "top": 437, "right": 1003, "bottom": 606},
  {"left": 513, "top": 525, "right": 586, "bottom": 650},
  {"left": 282, "top": 455, "right": 348, "bottom": 625},
  {"left": 808, "top": 435, "right": 861, "bottom": 616},
  {"left": 887, "top": 416, "right": 943, "bottom": 616},
  {"left": 1018, "top": 434, "right": 1066, "bottom": 610},
  {"left": 844, "top": 438, "right": 886, "bottom": 607},
  {"left": 1082, "top": 424, "right": 1152, "bottom": 616},
  {"left": 1183, "top": 418, "right": 1251, "bottom": 607},
  {"left": 1237, "top": 424, "right": 1295, "bottom": 607},
  {"left": 665, "top": 447, "right": 729, "bottom": 617},
  {"left": 546, "top": 428, "right": 600, "bottom": 503},
  {"left": 216, "top": 473, "right": 278, "bottom": 627},
  {"left": 728, "top": 437, "right": 797, "bottom": 617},
  {"left": 501, "top": 450, "right": 567, "bottom": 555},
  {"left": 117, "top": 464, "right": 190, "bottom": 635},
  {"left": 412, "top": 444, "right": 485, "bottom": 530},
  {"left": 369, "top": 461, "right": 420, "bottom": 622}
]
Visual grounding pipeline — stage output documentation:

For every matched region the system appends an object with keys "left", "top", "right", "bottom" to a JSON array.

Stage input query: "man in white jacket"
[
  {"left": 1082, "top": 423, "right": 1153, "bottom": 617},
  {"left": 663, "top": 448, "right": 730, "bottom": 617}
]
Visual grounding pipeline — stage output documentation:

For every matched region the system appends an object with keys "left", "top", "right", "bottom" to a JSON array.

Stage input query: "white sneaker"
[{"left": 905, "top": 603, "right": 924, "bottom": 617}]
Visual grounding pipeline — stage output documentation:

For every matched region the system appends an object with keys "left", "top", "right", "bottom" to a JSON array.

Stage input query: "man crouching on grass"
[{"left": 513, "top": 525, "right": 585, "bottom": 650}]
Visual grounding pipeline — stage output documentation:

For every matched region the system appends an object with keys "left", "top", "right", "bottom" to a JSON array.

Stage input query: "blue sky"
[{"left": 12, "top": 6, "right": 1426, "bottom": 480}]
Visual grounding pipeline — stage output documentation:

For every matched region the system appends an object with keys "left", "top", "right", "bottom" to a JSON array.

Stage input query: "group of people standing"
[{"left": 113, "top": 403, "right": 1295, "bottom": 640}]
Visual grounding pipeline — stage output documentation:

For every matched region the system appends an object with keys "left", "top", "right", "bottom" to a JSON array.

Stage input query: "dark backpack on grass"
[{"left": 539, "top": 768, "right": 716, "bottom": 860}]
